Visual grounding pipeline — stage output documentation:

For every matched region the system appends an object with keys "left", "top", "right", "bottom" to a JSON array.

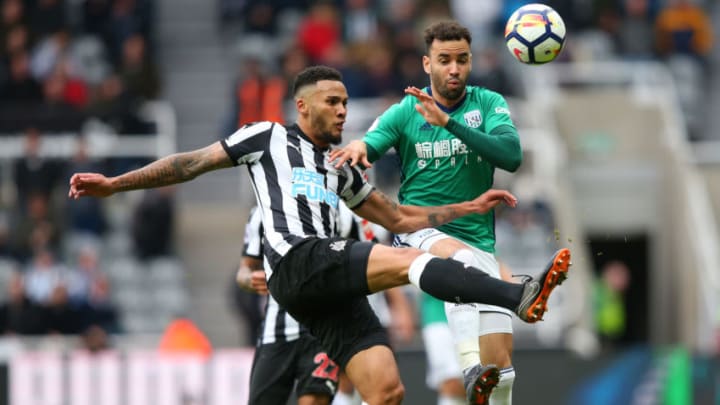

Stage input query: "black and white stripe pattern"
[
  {"left": 223, "top": 122, "right": 374, "bottom": 275},
  {"left": 244, "top": 204, "right": 378, "bottom": 344}
]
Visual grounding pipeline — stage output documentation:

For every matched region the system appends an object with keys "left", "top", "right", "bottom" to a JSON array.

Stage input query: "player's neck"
[{"left": 295, "top": 120, "right": 329, "bottom": 149}]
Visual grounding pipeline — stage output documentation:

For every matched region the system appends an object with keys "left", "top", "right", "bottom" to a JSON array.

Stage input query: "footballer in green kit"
[
  {"left": 332, "top": 20, "right": 569, "bottom": 405},
  {"left": 363, "top": 85, "right": 519, "bottom": 254}
]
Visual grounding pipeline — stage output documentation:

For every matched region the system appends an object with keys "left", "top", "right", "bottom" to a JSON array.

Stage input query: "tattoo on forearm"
[
  {"left": 428, "top": 207, "right": 458, "bottom": 227},
  {"left": 115, "top": 150, "right": 210, "bottom": 191}
]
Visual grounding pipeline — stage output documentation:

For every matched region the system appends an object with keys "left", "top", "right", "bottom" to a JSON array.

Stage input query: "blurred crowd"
[
  {"left": 0, "top": 0, "right": 161, "bottom": 133},
  {"left": 219, "top": 0, "right": 714, "bottom": 138},
  {"left": 0, "top": 0, "right": 171, "bottom": 340}
]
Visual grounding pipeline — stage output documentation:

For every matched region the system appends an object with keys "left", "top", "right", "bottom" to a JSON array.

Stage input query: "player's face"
[
  {"left": 307, "top": 80, "right": 348, "bottom": 147},
  {"left": 424, "top": 39, "right": 472, "bottom": 104}
]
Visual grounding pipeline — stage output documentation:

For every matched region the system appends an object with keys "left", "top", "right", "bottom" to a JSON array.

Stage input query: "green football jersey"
[{"left": 364, "top": 86, "right": 517, "bottom": 253}]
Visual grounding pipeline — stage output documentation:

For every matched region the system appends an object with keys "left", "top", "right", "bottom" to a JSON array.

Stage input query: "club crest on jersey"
[
  {"left": 463, "top": 110, "right": 482, "bottom": 128},
  {"left": 329, "top": 240, "right": 347, "bottom": 252}
]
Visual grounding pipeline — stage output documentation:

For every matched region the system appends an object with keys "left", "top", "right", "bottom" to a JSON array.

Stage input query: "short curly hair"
[
  {"left": 423, "top": 21, "right": 472, "bottom": 53},
  {"left": 293, "top": 65, "right": 343, "bottom": 96}
]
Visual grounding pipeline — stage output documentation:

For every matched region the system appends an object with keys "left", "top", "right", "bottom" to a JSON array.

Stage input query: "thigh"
[
  {"left": 269, "top": 237, "right": 373, "bottom": 315},
  {"left": 248, "top": 341, "right": 297, "bottom": 405},
  {"left": 294, "top": 334, "right": 339, "bottom": 400}
]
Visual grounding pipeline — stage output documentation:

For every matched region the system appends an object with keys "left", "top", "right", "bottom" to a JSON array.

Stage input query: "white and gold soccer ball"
[{"left": 504, "top": 3, "right": 566, "bottom": 65}]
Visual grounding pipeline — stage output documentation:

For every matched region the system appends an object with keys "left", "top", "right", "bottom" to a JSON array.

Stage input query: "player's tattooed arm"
[
  {"left": 69, "top": 142, "right": 234, "bottom": 199},
  {"left": 114, "top": 142, "right": 233, "bottom": 191},
  {"left": 352, "top": 189, "right": 517, "bottom": 233}
]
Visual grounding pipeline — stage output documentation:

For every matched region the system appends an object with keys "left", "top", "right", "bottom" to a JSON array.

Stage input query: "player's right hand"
[
  {"left": 237, "top": 268, "right": 269, "bottom": 295},
  {"left": 68, "top": 173, "right": 114, "bottom": 199},
  {"left": 329, "top": 140, "right": 372, "bottom": 169}
]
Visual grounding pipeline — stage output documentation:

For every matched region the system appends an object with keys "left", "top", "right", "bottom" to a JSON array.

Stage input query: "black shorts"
[
  {"left": 249, "top": 334, "right": 338, "bottom": 404},
  {"left": 268, "top": 237, "right": 390, "bottom": 367}
]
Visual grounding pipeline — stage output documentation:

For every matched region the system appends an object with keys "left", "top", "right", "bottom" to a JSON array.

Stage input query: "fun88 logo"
[{"left": 291, "top": 168, "right": 339, "bottom": 207}]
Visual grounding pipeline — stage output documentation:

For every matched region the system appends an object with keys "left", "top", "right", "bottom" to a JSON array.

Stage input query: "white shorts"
[
  {"left": 395, "top": 228, "right": 514, "bottom": 318},
  {"left": 422, "top": 322, "right": 463, "bottom": 389}
]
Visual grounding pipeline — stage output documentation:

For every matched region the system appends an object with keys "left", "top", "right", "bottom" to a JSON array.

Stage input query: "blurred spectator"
[
  {"left": 615, "top": 0, "right": 655, "bottom": 59},
  {"left": 28, "top": 0, "right": 67, "bottom": 40},
  {"left": 12, "top": 128, "right": 64, "bottom": 206},
  {"left": 226, "top": 57, "right": 286, "bottom": 133},
  {"left": 81, "top": 0, "right": 112, "bottom": 47},
  {"left": 3, "top": 24, "right": 30, "bottom": 60},
  {"left": 0, "top": 51, "right": 43, "bottom": 104},
  {"left": 394, "top": 49, "right": 426, "bottom": 89},
  {"left": 342, "top": 0, "right": 379, "bottom": 43},
  {"left": 449, "top": 0, "right": 502, "bottom": 50},
  {"left": 131, "top": 186, "right": 175, "bottom": 260},
  {"left": 593, "top": 260, "right": 631, "bottom": 348},
  {"left": 86, "top": 73, "right": 150, "bottom": 134},
  {"left": 65, "top": 244, "right": 105, "bottom": 306},
  {"left": 654, "top": 0, "right": 713, "bottom": 61},
  {"left": 9, "top": 191, "right": 62, "bottom": 260},
  {"left": 23, "top": 248, "right": 66, "bottom": 305},
  {"left": 0, "top": 272, "right": 48, "bottom": 335},
  {"left": 0, "top": 0, "right": 25, "bottom": 51},
  {"left": 278, "top": 46, "right": 309, "bottom": 99},
  {"left": 296, "top": 1, "right": 341, "bottom": 64},
  {"left": 119, "top": 33, "right": 160, "bottom": 100},
  {"left": 106, "top": 0, "right": 153, "bottom": 65},
  {"left": 471, "top": 46, "right": 518, "bottom": 97},
  {"left": 65, "top": 137, "right": 108, "bottom": 239},
  {"left": 29, "top": 29, "right": 71, "bottom": 81},
  {"left": 362, "top": 43, "right": 400, "bottom": 97},
  {"left": 45, "top": 283, "right": 86, "bottom": 334}
]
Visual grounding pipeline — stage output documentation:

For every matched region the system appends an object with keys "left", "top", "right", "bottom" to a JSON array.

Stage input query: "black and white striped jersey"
[
  {"left": 243, "top": 204, "right": 382, "bottom": 344},
  {"left": 222, "top": 122, "right": 374, "bottom": 276}
]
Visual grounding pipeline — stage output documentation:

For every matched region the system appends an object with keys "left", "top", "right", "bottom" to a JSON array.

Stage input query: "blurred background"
[{"left": 0, "top": 0, "right": 718, "bottom": 404}]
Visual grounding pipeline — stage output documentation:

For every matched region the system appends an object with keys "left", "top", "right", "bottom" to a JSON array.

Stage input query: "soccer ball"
[{"left": 504, "top": 3, "right": 566, "bottom": 65}]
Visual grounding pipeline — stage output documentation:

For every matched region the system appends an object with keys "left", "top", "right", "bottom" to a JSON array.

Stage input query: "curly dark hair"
[
  {"left": 292, "top": 65, "right": 343, "bottom": 96},
  {"left": 423, "top": 21, "right": 472, "bottom": 53}
]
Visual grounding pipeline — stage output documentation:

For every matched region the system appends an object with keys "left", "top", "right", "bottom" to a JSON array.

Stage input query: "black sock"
[{"left": 419, "top": 258, "right": 524, "bottom": 311}]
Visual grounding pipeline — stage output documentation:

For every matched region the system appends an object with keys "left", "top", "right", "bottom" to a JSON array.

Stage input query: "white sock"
[
  {"left": 489, "top": 367, "right": 515, "bottom": 405},
  {"left": 331, "top": 391, "right": 354, "bottom": 405},
  {"left": 407, "top": 252, "right": 435, "bottom": 288},
  {"left": 438, "top": 395, "right": 465, "bottom": 405},
  {"left": 445, "top": 249, "right": 482, "bottom": 370}
]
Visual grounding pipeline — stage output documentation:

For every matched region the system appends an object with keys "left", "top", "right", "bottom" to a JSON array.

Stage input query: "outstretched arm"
[
  {"left": 352, "top": 188, "right": 517, "bottom": 234},
  {"left": 68, "top": 142, "right": 234, "bottom": 199}
]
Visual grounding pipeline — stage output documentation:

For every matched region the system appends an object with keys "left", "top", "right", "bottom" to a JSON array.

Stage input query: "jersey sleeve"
[
  {"left": 242, "top": 206, "right": 264, "bottom": 259},
  {"left": 220, "top": 121, "right": 273, "bottom": 165},
  {"left": 363, "top": 99, "right": 411, "bottom": 162},
  {"left": 483, "top": 91, "right": 516, "bottom": 133},
  {"left": 338, "top": 164, "right": 374, "bottom": 209}
]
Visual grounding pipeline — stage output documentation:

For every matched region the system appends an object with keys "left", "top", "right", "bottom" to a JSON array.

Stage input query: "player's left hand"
[
  {"left": 405, "top": 86, "right": 450, "bottom": 127},
  {"left": 472, "top": 189, "right": 518, "bottom": 214}
]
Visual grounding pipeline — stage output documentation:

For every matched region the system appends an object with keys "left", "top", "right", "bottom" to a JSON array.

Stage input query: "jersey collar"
[
  {"left": 292, "top": 123, "right": 329, "bottom": 152},
  {"left": 426, "top": 86, "right": 468, "bottom": 114}
]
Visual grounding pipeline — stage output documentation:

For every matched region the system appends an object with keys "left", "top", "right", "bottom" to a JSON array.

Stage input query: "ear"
[
  {"left": 296, "top": 97, "right": 307, "bottom": 114},
  {"left": 422, "top": 55, "right": 431, "bottom": 75}
]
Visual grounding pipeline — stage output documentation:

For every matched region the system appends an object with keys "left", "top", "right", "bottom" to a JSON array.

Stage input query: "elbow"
[{"left": 506, "top": 155, "right": 522, "bottom": 172}]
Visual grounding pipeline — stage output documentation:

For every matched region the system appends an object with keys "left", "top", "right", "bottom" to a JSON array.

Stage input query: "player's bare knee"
[
  {"left": 451, "top": 248, "right": 476, "bottom": 265},
  {"left": 373, "top": 380, "right": 404, "bottom": 405}
]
